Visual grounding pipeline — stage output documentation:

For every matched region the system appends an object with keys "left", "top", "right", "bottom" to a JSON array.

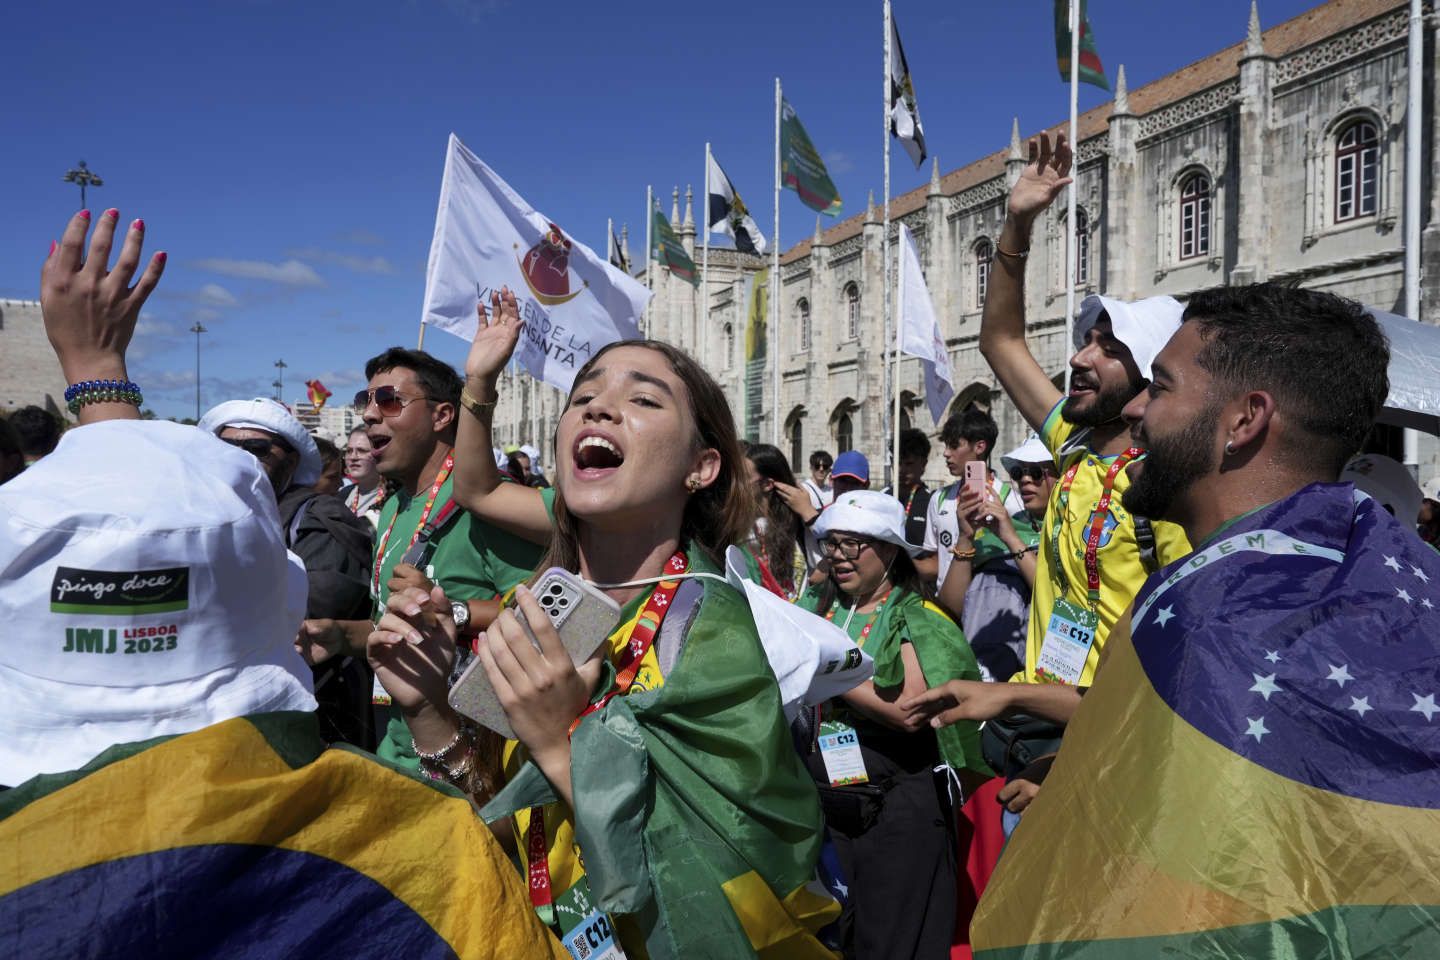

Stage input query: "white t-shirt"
[{"left": 922, "top": 474, "right": 1027, "bottom": 585}]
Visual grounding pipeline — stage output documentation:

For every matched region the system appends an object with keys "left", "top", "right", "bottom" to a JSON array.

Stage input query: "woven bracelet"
[{"left": 65, "top": 378, "right": 143, "bottom": 414}]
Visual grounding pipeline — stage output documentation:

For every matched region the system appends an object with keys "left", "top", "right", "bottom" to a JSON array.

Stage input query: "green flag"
[
  {"left": 651, "top": 204, "right": 698, "bottom": 286},
  {"left": 1055, "top": 0, "right": 1108, "bottom": 91},
  {"left": 743, "top": 269, "right": 769, "bottom": 442},
  {"left": 780, "top": 97, "right": 843, "bottom": 217}
]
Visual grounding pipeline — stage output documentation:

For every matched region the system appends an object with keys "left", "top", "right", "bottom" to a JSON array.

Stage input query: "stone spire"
[
  {"left": 1008, "top": 117, "right": 1023, "bottom": 161},
  {"left": 620, "top": 223, "right": 630, "bottom": 265},
  {"left": 929, "top": 156, "right": 942, "bottom": 196},
  {"left": 1114, "top": 64, "right": 1130, "bottom": 115},
  {"left": 670, "top": 186, "right": 680, "bottom": 226},
  {"left": 865, "top": 190, "right": 877, "bottom": 223},
  {"left": 813, "top": 216, "right": 824, "bottom": 245},
  {"left": 1245, "top": 1, "right": 1264, "bottom": 58},
  {"left": 683, "top": 184, "right": 694, "bottom": 228}
]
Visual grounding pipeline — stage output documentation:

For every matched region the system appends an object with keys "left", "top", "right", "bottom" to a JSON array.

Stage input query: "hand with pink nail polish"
[
  {"left": 368, "top": 584, "right": 459, "bottom": 719},
  {"left": 39, "top": 209, "right": 167, "bottom": 423}
]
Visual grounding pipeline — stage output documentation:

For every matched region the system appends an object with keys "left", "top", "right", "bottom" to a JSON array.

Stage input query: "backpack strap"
[{"left": 1134, "top": 515, "right": 1159, "bottom": 575}]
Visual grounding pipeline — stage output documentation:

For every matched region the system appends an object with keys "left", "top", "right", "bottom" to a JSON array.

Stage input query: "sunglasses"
[
  {"left": 353, "top": 386, "right": 432, "bottom": 417},
  {"left": 1012, "top": 465, "right": 1056, "bottom": 483},
  {"left": 818, "top": 536, "right": 872, "bottom": 561},
  {"left": 221, "top": 436, "right": 290, "bottom": 458}
]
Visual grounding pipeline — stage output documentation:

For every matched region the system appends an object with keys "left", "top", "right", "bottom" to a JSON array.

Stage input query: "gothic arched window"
[
  {"left": 1179, "top": 172, "right": 1211, "bottom": 259},
  {"left": 1335, "top": 119, "right": 1379, "bottom": 223}
]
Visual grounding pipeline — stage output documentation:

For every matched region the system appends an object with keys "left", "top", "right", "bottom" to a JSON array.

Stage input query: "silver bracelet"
[{"left": 413, "top": 724, "right": 466, "bottom": 763}]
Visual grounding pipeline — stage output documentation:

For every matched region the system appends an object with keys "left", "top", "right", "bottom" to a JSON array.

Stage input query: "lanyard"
[
  {"left": 902, "top": 485, "right": 920, "bottom": 515},
  {"left": 825, "top": 586, "right": 893, "bottom": 648},
  {"left": 371, "top": 451, "right": 453, "bottom": 597},
  {"left": 526, "top": 548, "right": 689, "bottom": 924},
  {"left": 1046, "top": 448, "right": 1141, "bottom": 612}
]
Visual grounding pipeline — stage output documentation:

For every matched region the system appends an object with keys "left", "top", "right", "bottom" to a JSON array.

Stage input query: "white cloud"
[
  {"left": 135, "top": 316, "right": 179, "bottom": 337},
  {"left": 823, "top": 150, "right": 855, "bottom": 175},
  {"left": 285, "top": 247, "right": 395, "bottom": 275},
  {"left": 193, "top": 258, "right": 324, "bottom": 287},
  {"left": 197, "top": 283, "right": 238, "bottom": 307}
]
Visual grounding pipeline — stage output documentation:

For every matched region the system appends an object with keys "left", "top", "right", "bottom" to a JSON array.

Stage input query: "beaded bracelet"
[
  {"left": 65, "top": 378, "right": 143, "bottom": 415},
  {"left": 412, "top": 723, "right": 468, "bottom": 763}
]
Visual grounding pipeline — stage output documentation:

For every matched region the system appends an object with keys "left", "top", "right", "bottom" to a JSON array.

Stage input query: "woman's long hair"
[
  {"left": 536, "top": 340, "right": 758, "bottom": 576},
  {"left": 810, "top": 544, "right": 925, "bottom": 619},
  {"left": 745, "top": 442, "right": 802, "bottom": 592}
]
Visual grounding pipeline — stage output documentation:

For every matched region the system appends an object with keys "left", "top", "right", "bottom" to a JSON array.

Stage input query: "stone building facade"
[
  {"left": 495, "top": 0, "right": 1438, "bottom": 488},
  {"left": 0, "top": 300, "right": 68, "bottom": 418}
]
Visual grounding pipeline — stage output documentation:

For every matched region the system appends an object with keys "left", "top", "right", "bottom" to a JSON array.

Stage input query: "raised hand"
[
  {"left": 464, "top": 286, "right": 524, "bottom": 387},
  {"left": 899, "top": 678, "right": 1014, "bottom": 727},
  {"left": 1007, "top": 132, "right": 1074, "bottom": 228},
  {"left": 41, "top": 209, "right": 165, "bottom": 386},
  {"left": 369, "top": 585, "right": 459, "bottom": 715}
]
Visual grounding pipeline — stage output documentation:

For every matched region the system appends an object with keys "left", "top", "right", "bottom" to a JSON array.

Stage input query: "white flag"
[
  {"left": 421, "top": 134, "right": 652, "bottom": 392},
  {"left": 706, "top": 151, "right": 767, "bottom": 255},
  {"left": 897, "top": 223, "right": 953, "bottom": 424}
]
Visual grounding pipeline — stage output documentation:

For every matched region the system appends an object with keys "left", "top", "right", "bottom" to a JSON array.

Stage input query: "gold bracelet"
[
  {"left": 950, "top": 546, "right": 977, "bottom": 561},
  {"left": 459, "top": 386, "right": 497, "bottom": 418}
]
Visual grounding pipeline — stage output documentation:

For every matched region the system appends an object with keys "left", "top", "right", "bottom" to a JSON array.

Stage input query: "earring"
[
  {"left": 686, "top": 477, "right": 702, "bottom": 492},
  {"left": 1224, "top": 440, "right": 1236, "bottom": 456}
]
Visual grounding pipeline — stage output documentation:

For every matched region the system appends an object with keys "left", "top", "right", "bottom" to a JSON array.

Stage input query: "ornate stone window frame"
[
  {"left": 843, "top": 283, "right": 861, "bottom": 341},
  {"left": 796, "top": 297, "right": 811, "bottom": 354},
  {"left": 1155, "top": 159, "right": 1225, "bottom": 280},
  {"left": 973, "top": 237, "right": 994, "bottom": 308},
  {"left": 1303, "top": 107, "right": 1395, "bottom": 247},
  {"left": 1177, "top": 170, "right": 1213, "bottom": 260}
]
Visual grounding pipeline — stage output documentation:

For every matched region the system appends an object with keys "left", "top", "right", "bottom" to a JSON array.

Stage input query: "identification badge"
[
  {"left": 1034, "top": 597, "right": 1097, "bottom": 685},
  {"left": 371, "top": 673, "right": 392, "bottom": 706},
  {"left": 818, "top": 721, "right": 869, "bottom": 786},
  {"left": 555, "top": 878, "right": 627, "bottom": 960}
]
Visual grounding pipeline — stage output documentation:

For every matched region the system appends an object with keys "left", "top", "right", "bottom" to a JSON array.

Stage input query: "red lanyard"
[
  {"left": 525, "top": 548, "right": 689, "bottom": 922},
  {"left": 825, "top": 586, "right": 893, "bottom": 648},
  {"left": 1048, "top": 448, "right": 1140, "bottom": 610},
  {"left": 371, "top": 451, "right": 453, "bottom": 596}
]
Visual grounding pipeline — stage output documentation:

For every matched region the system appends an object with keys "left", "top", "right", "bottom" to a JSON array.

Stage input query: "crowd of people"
[{"left": 2, "top": 134, "right": 1438, "bottom": 958}]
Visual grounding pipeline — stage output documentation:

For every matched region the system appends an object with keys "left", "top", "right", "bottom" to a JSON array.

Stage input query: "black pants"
[{"left": 809, "top": 739, "right": 958, "bottom": 960}]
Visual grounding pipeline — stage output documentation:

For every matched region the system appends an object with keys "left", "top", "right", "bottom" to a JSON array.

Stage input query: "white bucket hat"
[
  {"left": 814, "top": 490, "right": 922, "bottom": 558},
  {"left": 1074, "top": 294, "right": 1184, "bottom": 382},
  {"left": 199, "top": 397, "right": 322, "bottom": 487},
  {"left": 1000, "top": 435, "right": 1055, "bottom": 480},
  {"left": 1342, "top": 454, "right": 1423, "bottom": 524},
  {"left": 0, "top": 420, "right": 315, "bottom": 786}
]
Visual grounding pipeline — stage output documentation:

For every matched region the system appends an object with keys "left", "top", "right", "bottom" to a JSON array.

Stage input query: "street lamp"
[
  {"left": 62, "top": 160, "right": 104, "bottom": 210},
  {"left": 273, "top": 359, "right": 287, "bottom": 401},
  {"left": 189, "top": 322, "right": 207, "bottom": 421}
]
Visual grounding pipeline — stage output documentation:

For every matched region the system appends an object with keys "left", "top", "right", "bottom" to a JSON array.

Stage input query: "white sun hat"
[
  {"left": 199, "top": 397, "right": 322, "bottom": 487},
  {"left": 1074, "top": 294, "right": 1185, "bottom": 382},
  {"left": 1000, "top": 435, "right": 1055, "bottom": 480},
  {"left": 0, "top": 420, "right": 315, "bottom": 787},
  {"left": 1342, "top": 453, "right": 1424, "bottom": 525},
  {"left": 813, "top": 489, "right": 922, "bottom": 558}
]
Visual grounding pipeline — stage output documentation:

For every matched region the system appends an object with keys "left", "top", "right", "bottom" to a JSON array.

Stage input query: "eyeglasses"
[
  {"left": 353, "top": 386, "right": 432, "bottom": 417},
  {"left": 1012, "top": 465, "right": 1056, "bottom": 483},
  {"left": 221, "top": 436, "right": 288, "bottom": 459},
  {"left": 818, "top": 536, "right": 871, "bottom": 561}
]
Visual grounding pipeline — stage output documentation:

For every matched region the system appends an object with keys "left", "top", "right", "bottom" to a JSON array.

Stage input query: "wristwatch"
[{"left": 450, "top": 600, "right": 470, "bottom": 634}]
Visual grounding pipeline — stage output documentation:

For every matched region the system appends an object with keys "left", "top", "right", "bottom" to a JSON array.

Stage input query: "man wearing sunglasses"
[
  {"left": 298, "top": 348, "right": 543, "bottom": 770},
  {"left": 199, "top": 398, "right": 376, "bottom": 747}
]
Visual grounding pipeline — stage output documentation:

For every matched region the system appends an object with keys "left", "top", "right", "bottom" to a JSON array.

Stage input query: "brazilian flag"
[
  {"left": 0, "top": 713, "right": 566, "bottom": 959},
  {"left": 974, "top": 484, "right": 1440, "bottom": 957}
]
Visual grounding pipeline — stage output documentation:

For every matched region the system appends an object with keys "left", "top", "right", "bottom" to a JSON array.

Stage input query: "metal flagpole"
[
  {"left": 1064, "top": 0, "right": 1080, "bottom": 392},
  {"left": 882, "top": 0, "right": 894, "bottom": 490},
  {"left": 892, "top": 226, "right": 904, "bottom": 483},
  {"left": 644, "top": 185, "right": 653, "bottom": 337},
  {"left": 772, "top": 77, "right": 782, "bottom": 446},
  {"left": 1404, "top": 0, "right": 1421, "bottom": 473},
  {"left": 703, "top": 142, "right": 712, "bottom": 368},
  {"left": 607, "top": 217, "right": 614, "bottom": 265}
]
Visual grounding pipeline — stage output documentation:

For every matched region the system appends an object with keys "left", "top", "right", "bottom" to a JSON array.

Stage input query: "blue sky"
[{"left": 3, "top": 0, "right": 1321, "bottom": 420}]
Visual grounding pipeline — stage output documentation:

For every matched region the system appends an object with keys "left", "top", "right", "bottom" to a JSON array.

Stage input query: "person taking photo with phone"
[{"left": 370, "top": 289, "right": 838, "bottom": 959}]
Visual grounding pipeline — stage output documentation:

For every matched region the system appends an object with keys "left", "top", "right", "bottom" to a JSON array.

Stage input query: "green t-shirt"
[
  {"left": 373, "top": 472, "right": 544, "bottom": 765},
  {"left": 972, "top": 511, "right": 1043, "bottom": 569}
]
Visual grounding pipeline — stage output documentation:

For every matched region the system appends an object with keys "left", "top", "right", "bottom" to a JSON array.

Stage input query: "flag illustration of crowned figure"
[
  {"left": 421, "top": 134, "right": 651, "bottom": 393},
  {"left": 706, "top": 151, "right": 767, "bottom": 255},
  {"left": 895, "top": 223, "right": 953, "bottom": 429},
  {"left": 888, "top": 9, "right": 927, "bottom": 168}
]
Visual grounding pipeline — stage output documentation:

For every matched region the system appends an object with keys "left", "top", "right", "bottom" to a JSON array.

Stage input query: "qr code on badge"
[{"left": 569, "top": 931, "right": 591, "bottom": 959}]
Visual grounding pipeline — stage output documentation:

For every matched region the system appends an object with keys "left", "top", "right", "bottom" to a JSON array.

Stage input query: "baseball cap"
[
  {"left": 831, "top": 451, "right": 870, "bottom": 484},
  {"left": 1074, "top": 294, "right": 1184, "bottom": 381},
  {"left": 1000, "top": 435, "right": 1055, "bottom": 480},
  {"left": 0, "top": 420, "right": 315, "bottom": 787},
  {"left": 199, "top": 397, "right": 323, "bottom": 487},
  {"left": 814, "top": 490, "right": 922, "bottom": 558}
]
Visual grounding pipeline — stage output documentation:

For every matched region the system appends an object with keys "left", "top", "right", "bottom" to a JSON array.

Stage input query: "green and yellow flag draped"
[
  {"left": 781, "top": 97, "right": 843, "bottom": 216},
  {"left": 0, "top": 713, "right": 566, "bottom": 959},
  {"left": 651, "top": 203, "right": 698, "bottom": 287},
  {"left": 1054, "top": 0, "right": 1108, "bottom": 91},
  {"left": 743, "top": 269, "right": 770, "bottom": 442}
]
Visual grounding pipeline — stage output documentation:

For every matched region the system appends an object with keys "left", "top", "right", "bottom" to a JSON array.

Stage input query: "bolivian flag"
[
  {"left": 0, "top": 712, "right": 567, "bottom": 959},
  {"left": 974, "top": 483, "right": 1440, "bottom": 957}
]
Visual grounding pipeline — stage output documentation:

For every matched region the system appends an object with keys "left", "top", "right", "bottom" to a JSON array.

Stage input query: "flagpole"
[
  {"left": 703, "top": 142, "right": 712, "bottom": 368},
  {"left": 1404, "top": 0, "right": 1421, "bottom": 472},
  {"left": 882, "top": 0, "right": 894, "bottom": 490},
  {"left": 772, "top": 76, "right": 782, "bottom": 446},
  {"left": 644, "top": 185, "right": 653, "bottom": 336},
  {"left": 417, "top": 321, "right": 426, "bottom": 350},
  {"left": 1065, "top": 0, "right": 1080, "bottom": 393},
  {"left": 892, "top": 226, "right": 905, "bottom": 484}
]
